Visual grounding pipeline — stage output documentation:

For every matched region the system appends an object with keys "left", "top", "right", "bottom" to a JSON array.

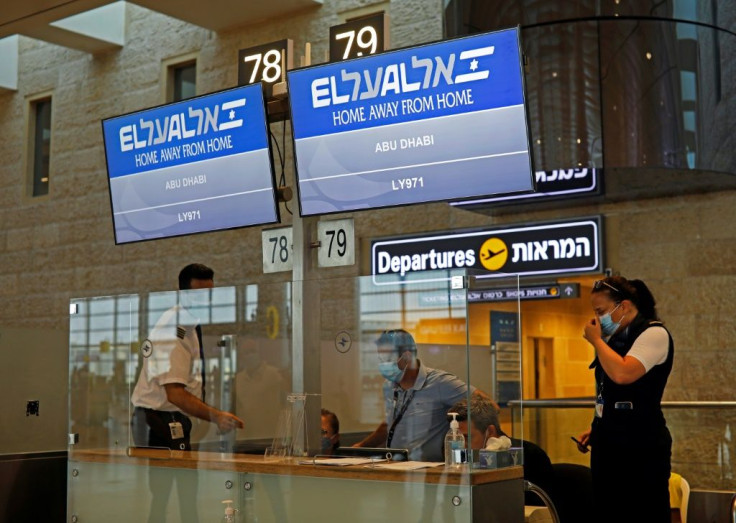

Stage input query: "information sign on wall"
[
  {"left": 262, "top": 226, "right": 293, "bottom": 273},
  {"left": 452, "top": 167, "right": 601, "bottom": 207},
  {"left": 329, "top": 13, "right": 389, "bottom": 61},
  {"left": 317, "top": 218, "right": 355, "bottom": 267},
  {"left": 371, "top": 217, "right": 603, "bottom": 283},
  {"left": 238, "top": 39, "right": 293, "bottom": 99}
]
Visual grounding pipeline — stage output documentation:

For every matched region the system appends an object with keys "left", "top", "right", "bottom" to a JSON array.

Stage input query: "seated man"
[
  {"left": 355, "top": 329, "right": 489, "bottom": 462},
  {"left": 449, "top": 396, "right": 555, "bottom": 506},
  {"left": 321, "top": 408, "right": 341, "bottom": 455}
]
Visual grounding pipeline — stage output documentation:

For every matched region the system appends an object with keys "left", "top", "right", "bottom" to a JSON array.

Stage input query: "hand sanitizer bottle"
[
  {"left": 221, "top": 500, "right": 238, "bottom": 523},
  {"left": 444, "top": 412, "right": 465, "bottom": 468}
]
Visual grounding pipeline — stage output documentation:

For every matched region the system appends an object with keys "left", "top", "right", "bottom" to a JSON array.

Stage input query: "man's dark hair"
[
  {"left": 448, "top": 396, "right": 503, "bottom": 436},
  {"left": 178, "top": 263, "right": 214, "bottom": 290},
  {"left": 375, "top": 329, "right": 417, "bottom": 356},
  {"left": 321, "top": 408, "right": 340, "bottom": 435}
]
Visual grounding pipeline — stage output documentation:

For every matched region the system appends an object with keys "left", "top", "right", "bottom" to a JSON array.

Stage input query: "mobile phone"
[{"left": 571, "top": 436, "right": 589, "bottom": 453}]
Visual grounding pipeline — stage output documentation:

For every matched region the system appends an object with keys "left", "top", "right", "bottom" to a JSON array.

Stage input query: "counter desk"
[{"left": 68, "top": 448, "right": 525, "bottom": 522}]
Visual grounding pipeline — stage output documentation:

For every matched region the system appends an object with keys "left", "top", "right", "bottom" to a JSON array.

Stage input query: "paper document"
[
  {"left": 371, "top": 461, "right": 445, "bottom": 471},
  {"left": 299, "top": 457, "right": 386, "bottom": 466}
]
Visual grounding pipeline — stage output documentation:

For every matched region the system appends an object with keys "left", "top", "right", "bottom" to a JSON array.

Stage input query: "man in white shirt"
[
  {"left": 132, "top": 263, "right": 244, "bottom": 450},
  {"left": 131, "top": 263, "right": 244, "bottom": 523}
]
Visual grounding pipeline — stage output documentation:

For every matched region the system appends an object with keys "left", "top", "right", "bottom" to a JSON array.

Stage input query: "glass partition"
[{"left": 67, "top": 271, "right": 526, "bottom": 522}]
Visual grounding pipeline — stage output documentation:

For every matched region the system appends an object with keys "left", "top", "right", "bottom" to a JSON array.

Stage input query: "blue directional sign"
[
  {"left": 287, "top": 27, "right": 535, "bottom": 216},
  {"left": 102, "top": 84, "right": 279, "bottom": 244}
]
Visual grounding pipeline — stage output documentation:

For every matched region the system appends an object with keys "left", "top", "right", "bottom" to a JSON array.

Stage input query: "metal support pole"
[{"left": 291, "top": 214, "right": 322, "bottom": 456}]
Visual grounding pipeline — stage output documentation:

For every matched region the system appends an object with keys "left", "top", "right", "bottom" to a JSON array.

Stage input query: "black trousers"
[
  {"left": 131, "top": 407, "right": 199, "bottom": 523},
  {"left": 590, "top": 422, "right": 672, "bottom": 523}
]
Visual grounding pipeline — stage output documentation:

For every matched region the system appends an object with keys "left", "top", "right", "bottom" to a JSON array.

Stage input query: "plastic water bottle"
[{"left": 444, "top": 412, "right": 465, "bottom": 468}]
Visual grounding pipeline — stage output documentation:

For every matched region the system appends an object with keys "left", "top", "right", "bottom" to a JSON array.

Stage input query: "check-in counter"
[
  {"left": 68, "top": 449, "right": 524, "bottom": 522},
  {"left": 67, "top": 273, "right": 527, "bottom": 522}
]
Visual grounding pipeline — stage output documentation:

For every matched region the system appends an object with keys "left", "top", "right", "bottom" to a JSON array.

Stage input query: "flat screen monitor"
[
  {"left": 287, "top": 27, "right": 535, "bottom": 216},
  {"left": 102, "top": 84, "right": 279, "bottom": 244}
]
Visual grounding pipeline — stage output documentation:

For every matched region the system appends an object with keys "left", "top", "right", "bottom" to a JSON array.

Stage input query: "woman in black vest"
[{"left": 576, "top": 276, "right": 674, "bottom": 523}]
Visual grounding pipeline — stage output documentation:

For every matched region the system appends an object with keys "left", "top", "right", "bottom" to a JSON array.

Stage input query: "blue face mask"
[
  {"left": 599, "top": 303, "right": 622, "bottom": 336},
  {"left": 378, "top": 361, "right": 405, "bottom": 382}
]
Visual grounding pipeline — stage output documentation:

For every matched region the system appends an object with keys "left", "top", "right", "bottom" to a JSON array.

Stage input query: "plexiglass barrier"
[{"left": 67, "top": 271, "right": 527, "bottom": 522}]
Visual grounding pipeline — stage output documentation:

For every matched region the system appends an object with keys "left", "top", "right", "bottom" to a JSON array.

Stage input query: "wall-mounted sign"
[
  {"left": 102, "top": 84, "right": 279, "bottom": 244},
  {"left": 491, "top": 310, "right": 520, "bottom": 404},
  {"left": 262, "top": 226, "right": 293, "bottom": 273},
  {"left": 287, "top": 27, "right": 535, "bottom": 216},
  {"left": 329, "top": 12, "right": 389, "bottom": 61},
  {"left": 491, "top": 311, "right": 519, "bottom": 343},
  {"left": 470, "top": 283, "right": 580, "bottom": 302},
  {"left": 371, "top": 217, "right": 603, "bottom": 284},
  {"left": 418, "top": 283, "right": 580, "bottom": 307},
  {"left": 452, "top": 167, "right": 601, "bottom": 207},
  {"left": 317, "top": 218, "right": 355, "bottom": 267},
  {"left": 238, "top": 39, "right": 293, "bottom": 98}
]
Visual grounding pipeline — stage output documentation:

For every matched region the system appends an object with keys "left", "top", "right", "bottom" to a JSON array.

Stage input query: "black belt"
[
  {"left": 134, "top": 407, "right": 192, "bottom": 450},
  {"left": 136, "top": 406, "right": 185, "bottom": 417}
]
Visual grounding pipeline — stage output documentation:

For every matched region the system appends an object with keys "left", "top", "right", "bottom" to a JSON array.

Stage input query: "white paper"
[
  {"left": 299, "top": 457, "right": 386, "bottom": 466},
  {"left": 370, "top": 461, "right": 445, "bottom": 471}
]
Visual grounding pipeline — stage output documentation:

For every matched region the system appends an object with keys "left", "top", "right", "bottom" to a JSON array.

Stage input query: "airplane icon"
[
  {"left": 482, "top": 247, "right": 506, "bottom": 260},
  {"left": 335, "top": 331, "right": 352, "bottom": 353}
]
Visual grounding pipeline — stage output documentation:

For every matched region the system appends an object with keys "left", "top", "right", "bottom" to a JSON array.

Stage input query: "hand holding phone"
[{"left": 571, "top": 436, "right": 590, "bottom": 454}]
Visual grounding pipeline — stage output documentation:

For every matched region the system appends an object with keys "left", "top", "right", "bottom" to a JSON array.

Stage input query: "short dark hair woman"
[{"left": 576, "top": 276, "right": 674, "bottom": 523}]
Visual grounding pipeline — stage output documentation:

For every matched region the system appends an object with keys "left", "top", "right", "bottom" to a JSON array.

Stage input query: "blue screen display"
[
  {"left": 287, "top": 27, "right": 535, "bottom": 216},
  {"left": 102, "top": 84, "right": 279, "bottom": 244}
]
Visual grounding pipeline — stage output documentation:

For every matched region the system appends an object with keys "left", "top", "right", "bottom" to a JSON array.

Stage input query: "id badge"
[
  {"left": 169, "top": 421, "right": 185, "bottom": 440},
  {"left": 595, "top": 395, "right": 604, "bottom": 418}
]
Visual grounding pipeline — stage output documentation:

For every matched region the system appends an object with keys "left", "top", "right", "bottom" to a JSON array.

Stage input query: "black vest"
[{"left": 591, "top": 314, "right": 674, "bottom": 432}]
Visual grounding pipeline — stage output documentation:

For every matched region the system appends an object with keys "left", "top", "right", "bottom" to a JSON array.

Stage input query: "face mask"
[
  {"left": 599, "top": 303, "right": 622, "bottom": 336},
  {"left": 180, "top": 289, "right": 211, "bottom": 317},
  {"left": 321, "top": 436, "right": 334, "bottom": 453},
  {"left": 378, "top": 361, "right": 405, "bottom": 382}
]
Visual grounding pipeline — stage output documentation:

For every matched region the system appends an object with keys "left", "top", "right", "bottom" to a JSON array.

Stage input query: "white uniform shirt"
[
  {"left": 131, "top": 305, "right": 203, "bottom": 411},
  {"left": 626, "top": 326, "right": 669, "bottom": 372}
]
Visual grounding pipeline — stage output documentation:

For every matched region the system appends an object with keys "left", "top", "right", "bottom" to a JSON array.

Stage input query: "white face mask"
[
  {"left": 179, "top": 288, "right": 211, "bottom": 319},
  {"left": 599, "top": 303, "right": 622, "bottom": 336}
]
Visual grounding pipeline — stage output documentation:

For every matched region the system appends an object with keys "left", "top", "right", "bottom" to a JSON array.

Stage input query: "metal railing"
[{"left": 508, "top": 399, "right": 736, "bottom": 409}]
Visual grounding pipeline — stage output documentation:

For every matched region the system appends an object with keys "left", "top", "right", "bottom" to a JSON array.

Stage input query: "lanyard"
[
  {"left": 386, "top": 387, "right": 415, "bottom": 448},
  {"left": 196, "top": 324, "right": 205, "bottom": 402}
]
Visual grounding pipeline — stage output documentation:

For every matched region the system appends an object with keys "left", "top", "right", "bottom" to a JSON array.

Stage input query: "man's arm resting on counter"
[
  {"left": 353, "top": 421, "right": 388, "bottom": 447},
  {"left": 164, "top": 383, "right": 244, "bottom": 432}
]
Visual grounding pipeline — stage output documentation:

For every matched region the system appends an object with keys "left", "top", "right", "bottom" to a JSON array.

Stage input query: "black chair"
[{"left": 549, "top": 463, "right": 594, "bottom": 523}]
